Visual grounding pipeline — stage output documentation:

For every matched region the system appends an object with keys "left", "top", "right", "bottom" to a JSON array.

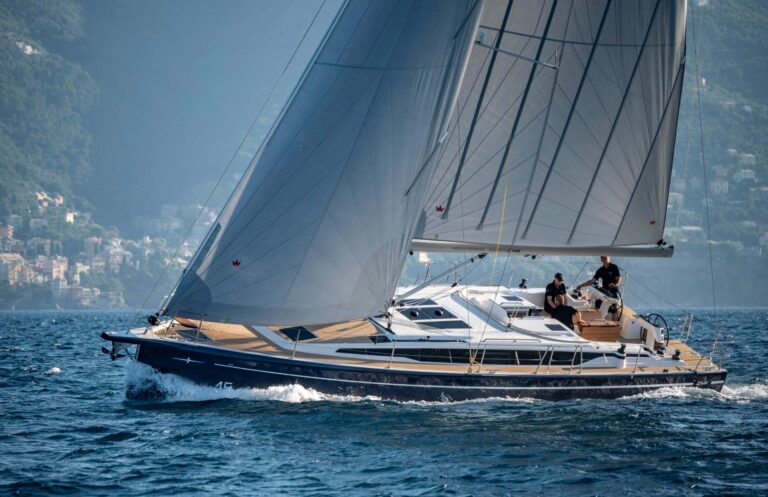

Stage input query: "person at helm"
[{"left": 577, "top": 256, "right": 621, "bottom": 297}]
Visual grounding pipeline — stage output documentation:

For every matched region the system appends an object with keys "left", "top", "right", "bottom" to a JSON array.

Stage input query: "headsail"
[
  {"left": 164, "top": 0, "right": 483, "bottom": 325},
  {"left": 415, "top": 0, "right": 687, "bottom": 253}
]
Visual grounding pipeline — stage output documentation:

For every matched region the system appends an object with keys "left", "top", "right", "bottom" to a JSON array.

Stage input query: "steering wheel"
[
  {"left": 608, "top": 288, "right": 623, "bottom": 321},
  {"left": 642, "top": 313, "right": 669, "bottom": 346}
]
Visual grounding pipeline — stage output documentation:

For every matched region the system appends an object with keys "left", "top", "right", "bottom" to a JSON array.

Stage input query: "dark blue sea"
[{"left": 1, "top": 309, "right": 766, "bottom": 496}]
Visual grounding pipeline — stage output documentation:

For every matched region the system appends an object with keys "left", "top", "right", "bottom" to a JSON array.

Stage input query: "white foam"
[
  {"left": 44, "top": 366, "right": 61, "bottom": 375},
  {"left": 627, "top": 383, "right": 768, "bottom": 403},
  {"left": 122, "top": 362, "right": 766, "bottom": 405},
  {"left": 721, "top": 383, "right": 768, "bottom": 401},
  {"left": 399, "top": 396, "right": 540, "bottom": 407},
  {"left": 123, "top": 362, "right": 378, "bottom": 403},
  {"left": 122, "top": 362, "right": 544, "bottom": 406}
]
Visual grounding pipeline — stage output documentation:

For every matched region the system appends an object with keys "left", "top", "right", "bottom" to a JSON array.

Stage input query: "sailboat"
[{"left": 103, "top": 0, "right": 726, "bottom": 401}]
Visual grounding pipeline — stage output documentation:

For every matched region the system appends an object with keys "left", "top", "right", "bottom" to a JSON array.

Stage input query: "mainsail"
[
  {"left": 414, "top": 0, "right": 686, "bottom": 253},
  {"left": 164, "top": 0, "right": 484, "bottom": 325}
]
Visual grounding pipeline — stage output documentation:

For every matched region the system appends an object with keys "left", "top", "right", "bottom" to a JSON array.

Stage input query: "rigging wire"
[
  {"left": 670, "top": 3, "right": 705, "bottom": 245},
  {"left": 139, "top": 1, "right": 329, "bottom": 312},
  {"left": 690, "top": 3, "right": 723, "bottom": 362}
]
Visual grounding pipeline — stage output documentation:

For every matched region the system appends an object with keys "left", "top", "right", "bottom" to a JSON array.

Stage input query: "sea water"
[{"left": 1, "top": 309, "right": 766, "bottom": 496}]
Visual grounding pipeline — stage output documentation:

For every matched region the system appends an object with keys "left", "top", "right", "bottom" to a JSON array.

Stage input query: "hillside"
[{"left": 0, "top": 0, "right": 96, "bottom": 217}]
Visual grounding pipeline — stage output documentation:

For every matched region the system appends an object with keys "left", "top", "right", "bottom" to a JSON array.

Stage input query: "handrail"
[
  {"left": 545, "top": 346, "right": 555, "bottom": 374},
  {"left": 568, "top": 345, "right": 583, "bottom": 375},
  {"left": 534, "top": 346, "right": 554, "bottom": 374}
]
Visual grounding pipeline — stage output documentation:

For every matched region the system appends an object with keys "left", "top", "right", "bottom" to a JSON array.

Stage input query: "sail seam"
[
  {"left": 510, "top": 0, "right": 574, "bottom": 245},
  {"left": 478, "top": 0, "right": 558, "bottom": 230},
  {"left": 440, "top": 0, "right": 515, "bottom": 219},
  {"left": 567, "top": 0, "right": 662, "bottom": 245},
  {"left": 521, "top": 0, "right": 613, "bottom": 241}
]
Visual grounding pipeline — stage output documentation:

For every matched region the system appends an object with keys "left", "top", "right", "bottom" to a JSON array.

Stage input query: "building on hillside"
[
  {"left": 26, "top": 238, "right": 52, "bottom": 258},
  {"left": 106, "top": 247, "right": 132, "bottom": 274},
  {"left": 738, "top": 153, "right": 756, "bottom": 167},
  {"left": 90, "top": 255, "right": 106, "bottom": 274},
  {"left": 35, "top": 255, "right": 68, "bottom": 281},
  {"left": 733, "top": 169, "right": 757, "bottom": 184},
  {"left": 0, "top": 239, "right": 24, "bottom": 254},
  {"left": 0, "top": 253, "right": 26, "bottom": 285},
  {"left": 711, "top": 177, "right": 729, "bottom": 197},
  {"left": 83, "top": 237, "right": 102, "bottom": 258}
]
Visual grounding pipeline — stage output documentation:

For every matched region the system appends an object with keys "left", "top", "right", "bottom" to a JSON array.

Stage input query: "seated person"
[
  {"left": 544, "top": 272, "right": 566, "bottom": 314},
  {"left": 576, "top": 255, "right": 621, "bottom": 297},
  {"left": 550, "top": 294, "right": 582, "bottom": 331}
]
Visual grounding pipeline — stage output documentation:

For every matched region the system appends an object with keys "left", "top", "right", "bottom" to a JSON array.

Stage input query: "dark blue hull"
[{"left": 104, "top": 333, "right": 727, "bottom": 402}]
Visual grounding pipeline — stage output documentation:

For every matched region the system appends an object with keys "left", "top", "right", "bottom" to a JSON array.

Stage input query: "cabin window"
[
  {"left": 416, "top": 319, "right": 470, "bottom": 329},
  {"left": 335, "top": 348, "right": 604, "bottom": 365}
]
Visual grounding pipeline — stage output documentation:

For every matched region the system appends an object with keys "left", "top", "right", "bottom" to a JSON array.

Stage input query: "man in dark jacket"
[
  {"left": 577, "top": 256, "right": 621, "bottom": 297},
  {"left": 550, "top": 294, "right": 582, "bottom": 331},
  {"left": 544, "top": 272, "right": 566, "bottom": 314}
]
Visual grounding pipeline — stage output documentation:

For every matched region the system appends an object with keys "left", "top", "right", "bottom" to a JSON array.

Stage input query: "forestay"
[
  {"left": 164, "top": 0, "right": 483, "bottom": 325},
  {"left": 415, "top": 0, "right": 687, "bottom": 251}
]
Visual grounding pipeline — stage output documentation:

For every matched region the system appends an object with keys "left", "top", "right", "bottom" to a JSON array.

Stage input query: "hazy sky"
[{"left": 61, "top": 0, "right": 341, "bottom": 229}]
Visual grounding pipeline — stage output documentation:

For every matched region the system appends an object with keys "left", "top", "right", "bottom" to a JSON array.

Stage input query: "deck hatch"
[
  {"left": 279, "top": 326, "right": 317, "bottom": 341},
  {"left": 399, "top": 306, "right": 459, "bottom": 320},
  {"left": 396, "top": 299, "right": 439, "bottom": 307},
  {"left": 545, "top": 324, "right": 569, "bottom": 331}
]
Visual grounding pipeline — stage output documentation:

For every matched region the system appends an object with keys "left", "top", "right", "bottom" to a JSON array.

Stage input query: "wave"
[
  {"left": 627, "top": 382, "right": 768, "bottom": 403},
  {"left": 123, "top": 362, "right": 766, "bottom": 406},
  {"left": 122, "top": 362, "right": 543, "bottom": 406},
  {"left": 123, "top": 362, "right": 379, "bottom": 403}
]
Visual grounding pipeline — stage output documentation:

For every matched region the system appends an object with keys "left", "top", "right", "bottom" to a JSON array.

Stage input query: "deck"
[{"left": 158, "top": 318, "right": 720, "bottom": 376}]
